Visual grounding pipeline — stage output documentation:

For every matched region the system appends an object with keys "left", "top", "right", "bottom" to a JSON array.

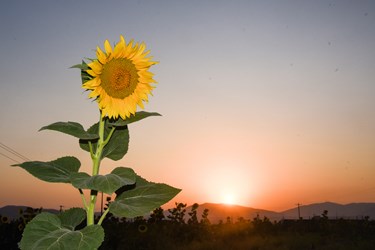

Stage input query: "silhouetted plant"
[
  {"left": 2, "top": 206, "right": 375, "bottom": 250},
  {"left": 322, "top": 209, "right": 329, "bottom": 220},
  {"left": 187, "top": 203, "right": 199, "bottom": 225},
  {"left": 148, "top": 207, "right": 165, "bottom": 224},
  {"left": 200, "top": 208, "right": 210, "bottom": 225},
  {"left": 167, "top": 202, "right": 187, "bottom": 224},
  {"left": 226, "top": 216, "right": 232, "bottom": 224}
]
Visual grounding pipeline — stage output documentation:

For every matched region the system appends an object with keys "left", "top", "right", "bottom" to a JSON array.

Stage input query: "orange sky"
[{"left": 1, "top": 1, "right": 375, "bottom": 212}]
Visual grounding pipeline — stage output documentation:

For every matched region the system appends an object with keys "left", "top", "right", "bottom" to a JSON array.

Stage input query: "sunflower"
[{"left": 83, "top": 35, "right": 157, "bottom": 119}]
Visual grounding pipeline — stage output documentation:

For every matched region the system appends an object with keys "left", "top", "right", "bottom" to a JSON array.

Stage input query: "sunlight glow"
[
  {"left": 191, "top": 156, "right": 258, "bottom": 207},
  {"left": 222, "top": 192, "right": 236, "bottom": 205}
]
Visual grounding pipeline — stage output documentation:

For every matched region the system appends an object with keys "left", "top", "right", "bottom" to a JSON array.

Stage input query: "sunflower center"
[{"left": 100, "top": 58, "right": 138, "bottom": 99}]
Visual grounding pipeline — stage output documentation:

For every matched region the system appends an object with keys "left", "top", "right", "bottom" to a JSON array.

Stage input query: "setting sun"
[
  {"left": 191, "top": 156, "right": 256, "bottom": 207},
  {"left": 222, "top": 192, "right": 236, "bottom": 205}
]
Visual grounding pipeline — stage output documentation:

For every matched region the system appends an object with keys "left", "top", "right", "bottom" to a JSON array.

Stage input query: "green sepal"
[
  {"left": 19, "top": 212, "right": 104, "bottom": 250},
  {"left": 40, "top": 121, "right": 99, "bottom": 140},
  {"left": 109, "top": 176, "right": 181, "bottom": 218},
  {"left": 12, "top": 156, "right": 80, "bottom": 183},
  {"left": 79, "top": 122, "right": 129, "bottom": 161},
  {"left": 71, "top": 60, "right": 92, "bottom": 84},
  {"left": 70, "top": 167, "right": 136, "bottom": 194},
  {"left": 109, "top": 111, "right": 161, "bottom": 127},
  {"left": 70, "top": 60, "right": 89, "bottom": 70}
]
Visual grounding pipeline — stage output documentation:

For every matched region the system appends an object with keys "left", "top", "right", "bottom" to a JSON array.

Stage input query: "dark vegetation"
[{"left": 1, "top": 203, "right": 375, "bottom": 250}]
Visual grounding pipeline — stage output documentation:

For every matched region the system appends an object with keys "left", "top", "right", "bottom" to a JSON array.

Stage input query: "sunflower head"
[{"left": 83, "top": 35, "right": 157, "bottom": 119}]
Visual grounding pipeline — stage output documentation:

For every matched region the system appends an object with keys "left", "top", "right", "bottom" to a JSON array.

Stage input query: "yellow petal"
[
  {"left": 88, "top": 89, "right": 99, "bottom": 98},
  {"left": 123, "top": 40, "right": 134, "bottom": 57},
  {"left": 84, "top": 35, "right": 158, "bottom": 119},
  {"left": 88, "top": 61, "right": 102, "bottom": 74},
  {"left": 119, "top": 35, "right": 125, "bottom": 44},
  {"left": 83, "top": 78, "right": 101, "bottom": 89},
  {"left": 113, "top": 37, "right": 125, "bottom": 58},
  {"left": 96, "top": 46, "right": 107, "bottom": 64},
  {"left": 104, "top": 40, "right": 112, "bottom": 55},
  {"left": 86, "top": 69, "right": 98, "bottom": 77}
]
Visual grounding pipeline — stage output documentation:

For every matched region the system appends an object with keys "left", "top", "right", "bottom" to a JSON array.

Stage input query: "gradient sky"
[{"left": 1, "top": 0, "right": 374, "bottom": 212}]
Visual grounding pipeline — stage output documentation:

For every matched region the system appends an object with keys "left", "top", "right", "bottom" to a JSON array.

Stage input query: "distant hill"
[
  {"left": 187, "top": 203, "right": 280, "bottom": 223},
  {"left": 0, "top": 205, "right": 59, "bottom": 220},
  {"left": 183, "top": 202, "right": 375, "bottom": 223},
  {"left": 280, "top": 202, "right": 375, "bottom": 220},
  {"left": 2, "top": 202, "right": 375, "bottom": 223}
]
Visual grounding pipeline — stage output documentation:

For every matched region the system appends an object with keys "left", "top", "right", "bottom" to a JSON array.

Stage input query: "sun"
[
  {"left": 222, "top": 192, "right": 237, "bottom": 205},
  {"left": 195, "top": 157, "right": 255, "bottom": 207}
]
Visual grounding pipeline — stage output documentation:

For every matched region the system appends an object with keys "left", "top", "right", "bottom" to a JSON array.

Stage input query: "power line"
[
  {"left": 0, "top": 151, "right": 20, "bottom": 163},
  {"left": 0, "top": 142, "right": 31, "bottom": 162}
]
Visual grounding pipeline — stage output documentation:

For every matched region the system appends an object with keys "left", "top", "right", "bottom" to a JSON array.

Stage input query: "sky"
[{"left": 0, "top": 0, "right": 374, "bottom": 212}]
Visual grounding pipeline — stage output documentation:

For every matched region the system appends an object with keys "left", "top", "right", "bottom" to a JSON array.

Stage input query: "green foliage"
[
  {"left": 19, "top": 211, "right": 104, "bottom": 250},
  {"left": 70, "top": 167, "right": 136, "bottom": 194},
  {"left": 71, "top": 61, "right": 91, "bottom": 84},
  {"left": 40, "top": 121, "right": 99, "bottom": 140},
  {"left": 79, "top": 122, "right": 129, "bottom": 161},
  {"left": 109, "top": 112, "right": 161, "bottom": 127},
  {"left": 12, "top": 156, "right": 80, "bottom": 183},
  {"left": 58, "top": 208, "right": 86, "bottom": 230},
  {"left": 12, "top": 81, "right": 178, "bottom": 249},
  {"left": 110, "top": 182, "right": 181, "bottom": 218},
  {"left": 79, "top": 111, "right": 161, "bottom": 161},
  {"left": 70, "top": 61, "right": 89, "bottom": 71}
]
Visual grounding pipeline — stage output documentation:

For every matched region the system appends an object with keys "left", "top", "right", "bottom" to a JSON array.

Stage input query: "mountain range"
[
  {"left": 189, "top": 202, "right": 375, "bottom": 223},
  {"left": 1, "top": 202, "right": 375, "bottom": 223}
]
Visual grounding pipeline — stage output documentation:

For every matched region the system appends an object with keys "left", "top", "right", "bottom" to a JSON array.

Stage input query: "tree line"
[{"left": 1, "top": 203, "right": 375, "bottom": 249}]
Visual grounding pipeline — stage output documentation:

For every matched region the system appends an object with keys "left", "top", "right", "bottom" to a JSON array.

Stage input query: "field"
[{"left": 1, "top": 204, "right": 375, "bottom": 250}]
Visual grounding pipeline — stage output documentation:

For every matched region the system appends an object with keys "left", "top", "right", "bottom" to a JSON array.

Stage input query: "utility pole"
[{"left": 296, "top": 203, "right": 302, "bottom": 219}]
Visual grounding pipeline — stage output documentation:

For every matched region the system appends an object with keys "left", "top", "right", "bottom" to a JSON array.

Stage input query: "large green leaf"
[
  {"left": 70, "top": 167, "right": 136, "bottom": 194},
  {"left": 20, "top": 212, "right": 104, "bottom": 250},
  {"left": 40, "top": 121, "right": 99, "bottom": 140},
  {"left": 109, "top": 180, "right": 181, "bottom": 218},
  {"left": 109, "top": 111, "right": 161, "bottom": 127},
  {"left": 58, "top": 208, "right": 86, "bottom": 230},
  {"left": 80, "top": 122, "right": 129, "bottom": 161},
  {"left": 12, "top": 156, "right": 80, "bottom": 183}
]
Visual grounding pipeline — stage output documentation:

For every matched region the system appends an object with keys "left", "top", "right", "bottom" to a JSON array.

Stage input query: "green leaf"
[
  {"left": 20, "top": 212, "right": 104, "bottom": 250},
  {"left": 58, "top": 208, "right": 86, "bottom": 230},
  {"left": 70, "top": 167, "right": 136, "bottom": 194},
  {"left": 12, "top": 156, "right": 80, "bottom": 183},
  {"left": 80, "top": 122, "right": 129, "bottom": 161},
  {"left": 40, "top": 121, "right": 99, "bottom": 140},
  {"left": 109, "top": 179, "right": 181, "bottom": 218},
  {"left": 109, "top": 111, "right": 161, "bottom": 127}
]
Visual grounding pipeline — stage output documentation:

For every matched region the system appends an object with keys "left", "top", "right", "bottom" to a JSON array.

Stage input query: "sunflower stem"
[
  {"left": 97, "top": 207, "right": 111, "bottom": 226},
  {"left": 78, "top": 189, "right": 89, "bottom": 211},
  {"left": 88, "top": 141, "right": 94, "bottom": 159},
  {"left": 86, "top": 115, "right": 106, "bottom": 226},
  {"left": 103, "top": 127, "right": 115, "bottom": 146}
]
